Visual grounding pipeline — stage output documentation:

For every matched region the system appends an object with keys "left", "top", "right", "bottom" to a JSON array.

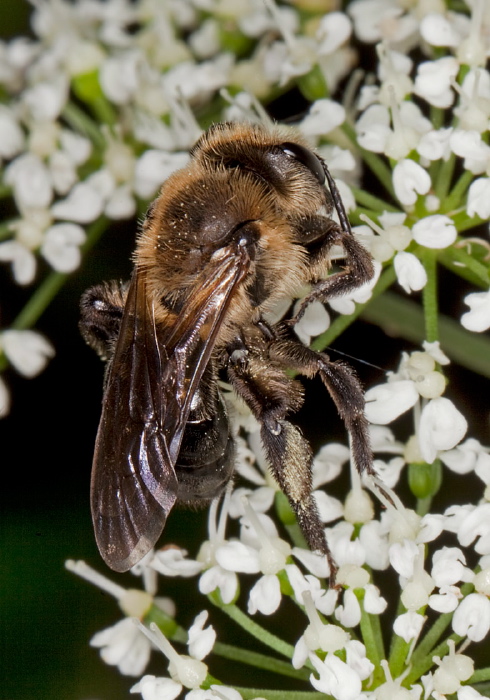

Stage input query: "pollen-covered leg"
[
  {"left": 269, "top": 339, "right": 374, "bottom": 478},
  {"left": 227, "top": 349, "right": 337, "bottom": 581}
]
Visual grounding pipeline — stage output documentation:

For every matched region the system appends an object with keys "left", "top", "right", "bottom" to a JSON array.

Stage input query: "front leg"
[
  {"left": 291, "top": 214, "right": 374, "bottom": 324},
  {"left": 226, "top": 344, "right": 338, "bottom": 581}
]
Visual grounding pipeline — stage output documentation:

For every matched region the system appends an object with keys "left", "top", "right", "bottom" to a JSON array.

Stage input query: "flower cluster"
[
  {"left": 3, "top": 0, "right": 490, "bottom": 698},
  {"left": 68, "top": 416, "right": 490, "bottom": 699}
]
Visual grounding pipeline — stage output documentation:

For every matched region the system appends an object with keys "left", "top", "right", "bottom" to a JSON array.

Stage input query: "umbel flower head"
[{"left": 3, "top": 0, "right": 490, "bottom": 698}]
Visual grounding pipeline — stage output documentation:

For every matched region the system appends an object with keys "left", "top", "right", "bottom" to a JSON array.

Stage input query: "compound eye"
[{"left": 280, "top": 141, "right": 325, "bottom": 185}]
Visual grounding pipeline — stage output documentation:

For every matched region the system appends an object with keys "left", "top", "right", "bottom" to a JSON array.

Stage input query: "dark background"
[{"left": 1, "top": 3, "right": 490, "bottom": 699}]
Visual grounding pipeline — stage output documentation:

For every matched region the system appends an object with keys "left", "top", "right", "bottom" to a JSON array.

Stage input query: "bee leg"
[
  {"left": 227, "top": 351, "right": 338, "bottom": 582},
  {"left": 79, "top": 280, "right": 128, "bottom": 361},
  {"left": 269, "top": 339, "right": 373, "bottom": 477},
  {"left": 291, "top": 216, "right": 374, "bottom": 324}
]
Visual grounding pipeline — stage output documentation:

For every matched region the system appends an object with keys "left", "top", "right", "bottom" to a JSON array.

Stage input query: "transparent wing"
[{"left": 91, "top": 246, "right": 250, "bottom": 571}]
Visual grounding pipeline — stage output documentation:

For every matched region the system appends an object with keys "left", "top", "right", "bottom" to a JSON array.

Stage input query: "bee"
[{"left": 80, "top": 122, "right": 375, "bottom": 576}]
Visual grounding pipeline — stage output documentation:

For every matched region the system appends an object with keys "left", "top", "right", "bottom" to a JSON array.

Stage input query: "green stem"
[
  {"left": 208, "top": 597, "right": 295, "bottom": 660},
  {"left": 357, "top": 593, "right": 385, "bottom": 685},
  {"left": 471, "top": 668, "right": 490, "bottom": 683},
  {"left": 213, "top": 642, "right": 310, "bottom": 681},
  {"left": 234, "top": 689, "right": 324, "bottom": 700},
  {"left": 0, "top": 220, "right": 16, "bottom": 240},
  {"left": 420, "top": 249, "right": 438, "bottom": 342},
  {"left": 11, "top": 271, "right": 68, "bottom": 332},
  {"left": 62, "top": 101, "right": 107, "bottom": 150},
  {"left": 445, "top": 169, "right": 474, "bottom": 212},
  {"left": 388, "top": 624, "right": 412, "bottom": 680},
  {"left": 434, "top": 152, "right": 456, "bottom": 202},
  {"left": 415, "top": 495, "right": 432, "bottom": 516},
  {"left": 351, "top": 187, "right": 398, "bottom": 214},
  {"left": 361, "top": 291, "right": 490, "bottom": 379},
  {"left": 429, "top": 106, "right": 445, "bottom": 131},
  {"left": 439, "top": 245, "right": 490, "bottom": 288},
  {"left": 310, "top": 265, "right": 396, "bottom": 353}
]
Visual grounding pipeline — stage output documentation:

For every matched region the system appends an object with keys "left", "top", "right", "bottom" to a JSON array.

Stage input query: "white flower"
[
  {"left": 418, "top": 397, "right": 468, "bottom": 464},
  {"left": 0, "top": 106, "right": 24, "bottom": 160},
  {"left": 130, "top": 675, "right": 182, "bottom": 700},
  {"left": 293, "top": 300, "right": 330, "bottom": 345},
  {"left": 50, "top": 181, "right": 105, "bottom": 223},
  {"left": 453, "top": 593, "right": 490, "bottom": 642},
  {"left": 91, "top": 618, "right": 152, "bottom": 677},
  {"left": 334, "top": 588, "right": 362, "bottom": 627},
  {"left": 417, "top": 127, "right": 453, "bottom": 161},
  {"left": 1, "top": 330, "right": 54, "bottom": 378},
  {"left": 394, "top": 252, "right": 427, "bottom": 293},
  {"left": 420, "top": 13, "right": 461, "bottom": 48},
  {"left": 450, "top": 131, "right": 490, "bottom": 175},
  {"left": 393, "top": 611, "right": 425, "bottom": 643},
  {"left": 131, "top": 617, "right": 210, "bottom": 695},
  {"left": 348, "top": 0, "right": 418, "bottom": 46},
  {"left": 411, "top": 215, "right": 457, "bottom": 249},
  {"left": 455, "top": 68, "right": 490, "bottom": 132},
  {"left": 455, "top": 503, "right": 490, "bottom": 555},
  {"left": 299, "top": 99, "right": 346, "bottom": 137},
  {"left": 248, "top": 574, "right": 282, "bottom": 615},
  {"left": 440, "top": 438, "right": 489, "bottom": 475},
  {"left": 134, "top": 150, "right": 190, "bottom": 200},
  {"left": 467, "top": 178, "right": 490, "bottom": 219},
  {"left": 355, "top": 104, "right": 391, "bottom": 153},
  {"left": 365, "top": 380, "right": 419, "bottom": 425},
  {"left": 22, "top": 74, "right": 68, "bottom": 121},
  {"left": 433, "top": 641, "right": 474, "bottom": 696},
  {"left": 0, "top": 240, "right": 36, "bottom": 285},
  {"left": 309, "top": 651, "right": 362, "bottom": 700},
  {"left": 414, "top": 57, "right": 459, "bottom": 108},
  {"left": 187, "top": 611, "right": 216, "bottom": 661},
  {"left": 41, "top": 222, "right": 86, "bottom": 272},
  {"left": 152, "top": 547, "right": 204, "bottom": 578},
  {"left": 392, "top": 160, "right": 431, "bottom": 206},
  {"left": 5, "top": 152, "right": 53, "bottom": 211},
  {"left": 461, "top": 289, "right": 490, "bottom": 332},
  {"left": 196, "top": 497, "right": 240, "bottom": 605}
]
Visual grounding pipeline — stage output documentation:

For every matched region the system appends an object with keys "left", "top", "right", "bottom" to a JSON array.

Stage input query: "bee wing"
[{"left": 91, "top": 244, "right": 250, "bottom": 572}]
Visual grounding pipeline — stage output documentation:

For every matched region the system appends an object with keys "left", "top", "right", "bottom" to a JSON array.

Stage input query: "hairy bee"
[{"left": 80, "top": 122, "right": 375, "bottom": 576}]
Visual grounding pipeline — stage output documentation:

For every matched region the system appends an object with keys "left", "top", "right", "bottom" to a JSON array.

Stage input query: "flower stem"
[
  {"left": 388, "top": 629, "right": 412, "bottom": 680},
  {"left": 351, "top": 187, "right": 398, "bottom": 214},
  {"left": 357, "top": 593, "right": 385, "bottom": 685},
  {"left": 213, "top": 641, "right": 310, "bottom": 681},
  {"left": 439, "top": 245, "right": 490, "bottom": 288},
  {"left": 445, "top": 169, "right": 474, "bottom": 212},
  {"left": 420, "top": 249, "right": 438, "bottom": 342},
  {"left": 360, "top": 290, "right": 490, "bottom": 377},
  {"left": 434, "top": 152, "right": 456, "bottom": 202},
  {"left": 471, "top": 668, "right": 490, "bottom": 683},
  {"left": 62, "top": 101, "right": 107, "bottom": 150},
  {"left": 208, "top": 597, "right": 295, "bottom": 660},
  {"left": 234, "top": 689, "right": 325, "bottom": 700}
]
